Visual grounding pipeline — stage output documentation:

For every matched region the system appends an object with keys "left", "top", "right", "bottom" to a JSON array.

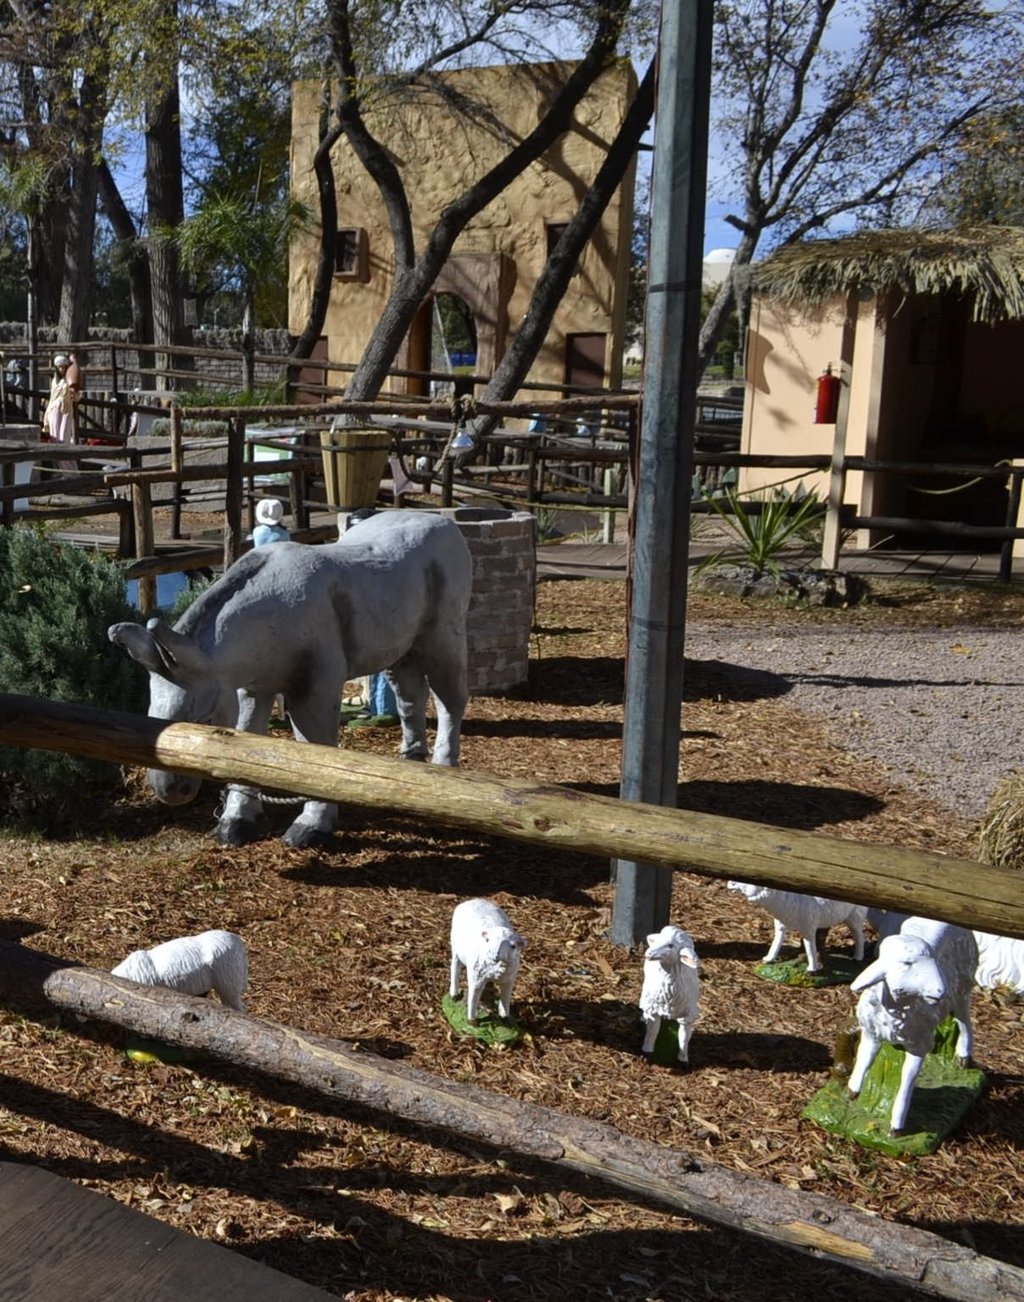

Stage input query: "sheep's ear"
[
  {"left": 850, "top": 956, "right": 888, "bottom": 992},
  {"left": 513, "top": 932, "right": 526, "bottom": 951},
  {"left": 680, "top": 951, "right": 699, "bottom": 969},
  {"left": 645, "top": 932, "right": 661, "bottom": 948}
]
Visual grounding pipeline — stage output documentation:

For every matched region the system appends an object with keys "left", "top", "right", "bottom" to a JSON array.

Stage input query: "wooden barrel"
[{"left": 319, "top": 427, "right": 392, "bottom": 509}]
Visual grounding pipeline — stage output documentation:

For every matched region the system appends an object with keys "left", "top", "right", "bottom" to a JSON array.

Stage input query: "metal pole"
[{"left": 611, "top": 0, "right": 713, "bottom": 946}]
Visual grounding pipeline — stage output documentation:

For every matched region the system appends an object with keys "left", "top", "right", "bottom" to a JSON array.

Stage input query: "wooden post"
[
  {"left": 130, "top": 480, "right": 156, "bottom": 615},
  {"left": 223, "top": 415, "right": 245, "bottom": 568},
  {"left": 602, "top": 467, "right": 616, "bottom": 543},
  {"left": 1, "top": 461, "right": 12, "bottom": 527},
  {"left": 116, "top": 498, "right": 132, "bottom": 558},
  {"left": 1001, "top": 460, "right": 1024, "bottom": 583},
  {"left": 170, "top": 404, "right": 184, "bottom": 540},
  {"left": 820, "top": 291, "right": 859, "bottom": 572},
  {"left": 441, "top": 454, "right": 454, "bottom": 508}
]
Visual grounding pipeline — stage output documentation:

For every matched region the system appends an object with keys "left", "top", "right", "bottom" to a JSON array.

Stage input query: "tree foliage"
[
  {"left": 700, "top": 0, "right": 1024, "bottom": 371},
  {"left": 0, "top": 527, "right": 146, "bottom": 825}
]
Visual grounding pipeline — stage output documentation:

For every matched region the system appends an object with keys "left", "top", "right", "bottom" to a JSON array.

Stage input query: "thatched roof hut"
[{"left": 753, "top": 227, "right": 1024, "bottom": 325}]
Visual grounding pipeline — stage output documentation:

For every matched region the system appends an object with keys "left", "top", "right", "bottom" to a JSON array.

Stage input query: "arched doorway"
[{"left": 399, "top": 253, "right": 512, "bottom": 396}]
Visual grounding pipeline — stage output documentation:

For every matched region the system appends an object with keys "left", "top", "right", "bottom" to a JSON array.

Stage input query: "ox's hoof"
[
  {"left": 215, "top": 820, "right": 259, "bottom": 847},
  {"left": 399, "top": 750, "right": 428, "bottom": 762},
  {"left": 282, "top": 822, "right": 334, "bottom": 850}
]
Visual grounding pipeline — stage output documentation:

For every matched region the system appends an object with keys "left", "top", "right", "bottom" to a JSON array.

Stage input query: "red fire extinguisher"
[{"left": 814, "top": 364, "right": 841, "bottom": 424}]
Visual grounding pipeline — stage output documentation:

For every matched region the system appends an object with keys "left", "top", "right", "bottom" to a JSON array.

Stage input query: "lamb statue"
[
  {"left": 972, "top": 930, "right": 1024, "bottom": 994},
  {"left": 727, "top": 880, "right": 867, "bottom": 973},
  {"left": 847, "top": 916, "right": 977, "bottom": 1134},
  {"left": 449, "top": 898, "right": 525, "bottom": 1023},
  {"left": 639, "top": 925, "right": 700, "bottom": 1066},
  {"left": 112, "top": 930, "right": 249, "bottom": 1011},
  {"left": 109, "top": 510, "right": 472, "bottom": 848}
]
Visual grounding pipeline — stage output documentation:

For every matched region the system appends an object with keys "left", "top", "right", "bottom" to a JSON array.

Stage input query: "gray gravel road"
[{"left": 686, "top": 622, "right": 1024, "bottom": 820}]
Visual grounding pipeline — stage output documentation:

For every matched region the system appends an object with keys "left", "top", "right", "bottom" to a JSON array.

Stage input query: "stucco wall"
[
  {"left": 742, "top": 291, "right": 1024, "bottom": 544},
  {"left": 741, "top": 294, "right": 876, "bottom": 516},
  {"left": 289, "top": 61, "right": 636, "bottom": 399}
]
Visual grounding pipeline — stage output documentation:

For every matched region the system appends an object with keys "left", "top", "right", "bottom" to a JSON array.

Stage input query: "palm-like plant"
[
  {"left": 699, "top": 486, "right": 825, "bottom": 578},
  {"left": 170, "top": 188, "right": 311, "bottom": 390}
]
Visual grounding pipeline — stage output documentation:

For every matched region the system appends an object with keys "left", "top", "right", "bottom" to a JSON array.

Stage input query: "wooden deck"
[{"left": 0, "top": 1160, "right": 334, "bottom": 1301}]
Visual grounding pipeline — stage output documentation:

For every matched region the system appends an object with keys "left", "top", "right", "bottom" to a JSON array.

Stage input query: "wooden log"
[
  {"left": 0, "top": 942, "right": 1018, "bottom": 1301},
  {"left": 0, "top": 693, "right": 1021, "bottom": 940}
]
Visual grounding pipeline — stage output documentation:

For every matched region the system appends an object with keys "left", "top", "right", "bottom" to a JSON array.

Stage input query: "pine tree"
[{"left": 0, "top": 528, "right": 147, "bottom": 824}]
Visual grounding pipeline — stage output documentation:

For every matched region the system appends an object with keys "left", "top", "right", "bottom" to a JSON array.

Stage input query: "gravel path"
[{"left": 687, "top": 622, "right": 1024, "bottom": 820}]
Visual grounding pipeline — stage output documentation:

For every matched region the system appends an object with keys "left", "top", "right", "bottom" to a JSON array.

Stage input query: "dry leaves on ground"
[{"left": 1, "top": 575, "right": 1023, "bottom": 1301}]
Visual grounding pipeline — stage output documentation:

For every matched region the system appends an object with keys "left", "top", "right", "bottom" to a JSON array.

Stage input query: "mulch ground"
[{"left": 2, "top": 574, "right": 1023, "bottom": 1301}]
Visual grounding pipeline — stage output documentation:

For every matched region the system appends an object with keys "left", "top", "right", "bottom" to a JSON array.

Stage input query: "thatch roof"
[{"left": 753, "top": 227, "right": 1024, "bottom": 324}]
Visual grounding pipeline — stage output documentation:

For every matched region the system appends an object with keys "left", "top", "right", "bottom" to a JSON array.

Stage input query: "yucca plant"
[{"left": 699, "top": 485, "right": 825, "bottom": 578}]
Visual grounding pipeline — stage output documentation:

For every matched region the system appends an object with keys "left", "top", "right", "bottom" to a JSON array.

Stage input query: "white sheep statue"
[
  {"left": 639, "top": 925, "right": 700, "bottom": 1066},
  {"left": 111, "top": 930, "right": 249, "bottom": 1012},
  {"left": 872, "top": 913, "right": 1024, "bottom": 995},
  {"left": 727, "top": 880, "right": 867, "bottom": 973},
  {"left": 973, "top": 930, "right": 1024, "bottom": 994},
  {"left": 847, "top": 916, "right": 977, "bottom": 1134},
  {"left": 449, "top": 898, "right": 525, "bottom": 1023}
]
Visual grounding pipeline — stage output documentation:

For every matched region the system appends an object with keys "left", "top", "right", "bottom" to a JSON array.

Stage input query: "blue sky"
[{"left": 703, "top": 201, "right": 736, "bottom": 257}]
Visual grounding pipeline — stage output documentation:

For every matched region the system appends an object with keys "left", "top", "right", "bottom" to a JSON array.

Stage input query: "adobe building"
[
  {"left": 288, "top": 60, "right": 637, "bottom": 400},
  {"left": 740, "top": 228, "right": 1024, "bottom": 550}
]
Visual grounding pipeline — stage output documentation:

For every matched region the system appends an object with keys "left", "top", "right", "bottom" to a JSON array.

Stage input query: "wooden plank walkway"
[{"left": 0, "top": 1160, "right": 334, "bottom": 1301}]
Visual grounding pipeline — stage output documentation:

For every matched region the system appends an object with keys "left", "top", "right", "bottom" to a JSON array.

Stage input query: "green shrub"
[
  {"left": 173, "top": 380, "right": 290, "bottom": 408},
  {"left": 168, "top": 574, "right": 216, "bottom": 622},
  {"left": 0, "top": 527, "right": 147, "bottom": 825}
]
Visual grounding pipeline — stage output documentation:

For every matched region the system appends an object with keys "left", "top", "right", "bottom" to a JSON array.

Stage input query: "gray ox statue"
[{"left": 109, "top": 510, "right": 472, "bottom": 848}]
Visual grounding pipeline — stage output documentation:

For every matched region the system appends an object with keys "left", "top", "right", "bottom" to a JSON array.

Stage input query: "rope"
[
  {"left": 906, "top": 460, "right": 1011, "bottom": 496},
  {"left": 434, "top": 394, "right": 477, "bottom": 469}
]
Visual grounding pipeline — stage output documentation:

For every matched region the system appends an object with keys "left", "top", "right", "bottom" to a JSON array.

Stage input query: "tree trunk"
[
  {"left": 473, "top": 58, "right": 655, "bottom": 437},
  {"left": 1, "top": 694, "right": 1022, "bottom": 940},
  {"left": 289, "top": 121, "right": 341, "bottom": 363},
  {"left": 337, "top": 0, "right": 633, "bottom": 403},
  {"left": 1, "top": 942, "right": 1020, "bottom": 1302},
  {"left": 697, "top": 231, "right": 757, "bottom": 376},
  {"left": 97, "top": 161, "right": 153, "bottom": 347},
  {"left": 58, "top": 69, "right": 108, "bottom": 344},
  {"left": 145, "top": 15, "right": 191, "bottom": 388}
]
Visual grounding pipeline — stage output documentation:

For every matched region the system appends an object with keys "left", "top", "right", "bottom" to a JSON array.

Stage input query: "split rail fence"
[{"left": 4, "top": 337, "right": 1024, "bottom": 612}]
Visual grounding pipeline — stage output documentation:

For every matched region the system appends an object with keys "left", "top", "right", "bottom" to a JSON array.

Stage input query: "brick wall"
[{"left": 446, "top": 508, "right": 537, "bottom": 695}]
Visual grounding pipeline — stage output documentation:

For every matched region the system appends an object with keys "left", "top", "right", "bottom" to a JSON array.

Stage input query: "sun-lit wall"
[{"left": 289, "top": 61, "right": 637, "bottom": 397}]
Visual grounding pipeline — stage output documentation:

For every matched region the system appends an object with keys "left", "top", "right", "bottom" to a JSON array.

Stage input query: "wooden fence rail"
[{"left": 0, "top": 692, "right": 1021, "bottom": 940}]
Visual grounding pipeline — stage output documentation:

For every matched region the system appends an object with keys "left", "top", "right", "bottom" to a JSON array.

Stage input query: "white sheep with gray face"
[
  {"left": 112, "top": 930, "right": 248, "bottom": 1012},
  {"left": 847, "top": 916, "right": 976, "bottom": 1134},
  {"left": 639, "top": 926, "right": 700, "bottom": 1066},
  {"left": 727, "top": 881, "right": 867, "bottom": 973},
  {"left": 449, "top": 898, "right": 525, "bottom": 1023}
]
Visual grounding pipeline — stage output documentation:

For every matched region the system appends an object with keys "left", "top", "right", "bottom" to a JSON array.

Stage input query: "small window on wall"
[
  {"left": 545, "top": 221, "right": 580, "bottom": 272},
  {"left": 335, "top": 227, "right": 368, "bottom": 281}
]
